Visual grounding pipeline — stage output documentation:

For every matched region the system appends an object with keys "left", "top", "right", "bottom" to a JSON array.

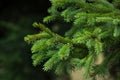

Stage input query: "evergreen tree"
[{"left": 25, "top": 0, "right": 120, "bottom": 80}]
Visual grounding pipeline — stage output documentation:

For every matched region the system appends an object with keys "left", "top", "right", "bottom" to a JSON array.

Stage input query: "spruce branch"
[
  {"left": 33, "top": 22, "right": 73, "bottom": 44},
  {"left": 25, "top": 0, "right": 120, "bottom": 79},
  {"left": 24, "top": 32, "right": 51, "bottom": 43}
]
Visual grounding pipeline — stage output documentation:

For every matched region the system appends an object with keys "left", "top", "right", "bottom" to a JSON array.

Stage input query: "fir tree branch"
[
  {"left": 33, "top": 22, "right": 73, "bottom": 44},
  {"left": 24, "top": 32, "right": 51, "bottom": 43}
]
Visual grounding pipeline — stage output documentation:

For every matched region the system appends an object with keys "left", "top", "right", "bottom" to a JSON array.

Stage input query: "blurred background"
[{"left": 0, "top": 0, "right": 58, "bottom": 80}]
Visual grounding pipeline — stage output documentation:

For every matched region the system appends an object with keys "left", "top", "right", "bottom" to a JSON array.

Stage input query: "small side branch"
[{"left": 33, "top": 22, "right": 73, "bottom": 44}]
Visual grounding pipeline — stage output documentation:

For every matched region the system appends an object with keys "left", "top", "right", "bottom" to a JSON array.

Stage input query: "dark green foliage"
[{"left": 25, "top": 0, "right": 120, "bottom": 80}]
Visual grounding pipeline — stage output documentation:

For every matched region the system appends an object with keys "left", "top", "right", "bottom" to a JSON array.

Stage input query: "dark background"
[{"left": 0, "top": 0, "right": 56, "bottom": 80}]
